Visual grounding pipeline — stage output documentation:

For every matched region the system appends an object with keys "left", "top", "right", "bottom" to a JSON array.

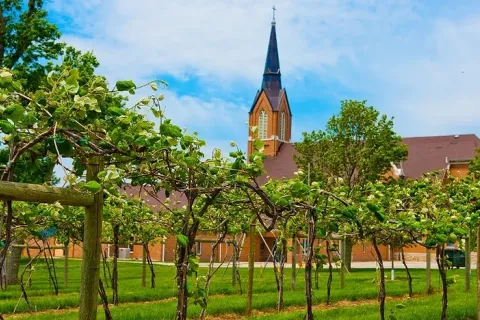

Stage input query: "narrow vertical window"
[
  {"left": 195, "top": 242, "right": 202, "bottom": 255},
  {"left": 259, "top": 110, "right": 268, "bottom": 139},
  {"left": 280, "top": 112, "right": 286, "bottom": 141}
]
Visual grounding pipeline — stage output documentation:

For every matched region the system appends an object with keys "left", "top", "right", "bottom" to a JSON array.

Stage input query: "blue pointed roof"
[
  {"left": 250, "top": 21, "right": 290, "bottom": 114},
  {"left": 262, "top": 22, "right": 282, "bottom": 92}
]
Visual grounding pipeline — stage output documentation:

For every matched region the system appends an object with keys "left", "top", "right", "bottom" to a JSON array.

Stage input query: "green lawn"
[{"left": 0, "top": 258, "right": 475, "bottom": 319}]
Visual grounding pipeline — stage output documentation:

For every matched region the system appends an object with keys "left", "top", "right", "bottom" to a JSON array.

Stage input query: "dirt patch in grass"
[
  {"left": 205, "top": 294, "right": 426, "bottom": 320},
  {"left": 6, "top": 296, "right": 177, "bottom": 319},
  {"left": 7, "top": 293, "right": 426, "bottom": 320}
]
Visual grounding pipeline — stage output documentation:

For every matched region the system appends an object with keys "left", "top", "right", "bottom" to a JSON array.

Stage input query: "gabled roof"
[
  {"left": 401, "top": 134, "right": 480, "bottom": 178},
  {"left": 258, "top": 134, "right": 480, "bottom": 184},
  {"left": 257, "top": 143, "right": 298, "bottom": 185},
  {"left": 249, "top": 88, "right": 292, "bottom": 115}
]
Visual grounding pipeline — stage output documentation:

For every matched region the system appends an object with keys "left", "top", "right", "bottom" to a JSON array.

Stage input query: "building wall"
[
  {"left": 351, "top": 243, "right": 389, "bottom": 262},
  {"left": 247, "top": 91, "right": 292, "bottom": 157},
  {"left": 449, "top": 163, "right": 469, "bottom": 178}
]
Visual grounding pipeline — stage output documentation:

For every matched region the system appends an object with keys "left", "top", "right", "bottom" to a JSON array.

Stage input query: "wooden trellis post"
[
  {"left": 79, "top": 156, "right": 104, "bottom": 320},
  {"left": 0, "top": 180, "right": 97, "bottom": 319}
]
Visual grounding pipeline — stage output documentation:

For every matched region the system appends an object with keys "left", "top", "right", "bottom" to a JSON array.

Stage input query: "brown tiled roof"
[
  {"left": 259, "top": 134, "right": 480, "bottom": 183},
  {"left": 257, "top": 142, "right": 298, "bottom": 184},
  {"left": 401, "top": 134, "right": 480, "bottom": 178},
  {"left": 122, "top": 185, "right": 187, "bottom": 211}
]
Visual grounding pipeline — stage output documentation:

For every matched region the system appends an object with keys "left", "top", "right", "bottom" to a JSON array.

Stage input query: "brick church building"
[{"left": 50, "top": 16, "right": 480, "bottom": 265}]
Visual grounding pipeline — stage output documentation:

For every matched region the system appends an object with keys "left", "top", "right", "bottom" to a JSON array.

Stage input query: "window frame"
[
  {"left": 280, "top": 112, "right": 286, "bottom": 141},
  {"left": 258, "top": 110, "right": 268, "bottom": 140},
  {"left": 195, "top": 242, "right": 202, "bottom": 255}
]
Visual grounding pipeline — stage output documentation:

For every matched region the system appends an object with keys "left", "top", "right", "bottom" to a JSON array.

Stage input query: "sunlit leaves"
[
  {"left": 82, "top": 181, "right": 102, "bottom": 193},
  {"left": 115, "top": 80, "right": 136, "bottom": 92},
  {"left": 65, "top": 69, "right": 80, "bottom": 94},
  {"left": 3, "top": 104, "right": 25, "bottom": 122},
  {"left": 177, "top": 234, "right": 189, "bottom": 248},
  {"left": 160, "top": 119, "right": 182, "bottom": 138},
  {"left": 0, "top": 120, "right": 14, "bottom": 134}
]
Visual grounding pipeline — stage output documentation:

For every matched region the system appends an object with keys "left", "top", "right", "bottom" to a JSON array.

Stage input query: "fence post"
[
  {"left": 340, "top": 237, "right": 345, "bottom": 289},
  {"left": 426, "top": 247, "right": 431, "bottom": 294},
  {"left": 465, "top": 230, "right": 471, "bottom": 292},
  {"left": 142, "top": 245, "right": 147, "bottom": 288},
  {"left": 64, "top": 244, "right": 69, "bottom": 287},
  {"left": 246, "top": 218, "right": 256, "bottom": 316},
  {"left": 291, "top": 234, "right": 296, "bottom": 290},
  {"left": 79, "top": 156, "right": 104, "bottom": 320}
]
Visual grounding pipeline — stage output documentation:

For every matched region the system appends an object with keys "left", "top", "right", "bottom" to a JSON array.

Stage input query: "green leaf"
[
  {"left": 46, "top": 137, "right": 74, "bottom": 157},
  {"left": 395, "top": 303, "right": 406, "bottom": 309},
  {"left": 166, "top": 137, "right": 177, "bottom": 146},
  {"left": 107, "top": 107, "right": 125, "bottom": 116},
  {"left": 184, "top": 156, "right": 198, "bottom": 167},
  {"left": 73, "top": 158, "right": 86, "bottom": 176},
  {"left": 150, "top": 83, "right": 158, "bottom": 91},
  {"left": 340, "top": 207, "right": 358, "bottom": 221},
  {"left": 4, "top": 104, "right": 25, "bottom": 122},
  {"left": 82, "top": 181, "right": 102, "bottom": 193},
  {"left": 453, "top": 227, "right": 466, "bottom": 236},
  {"left": 177, "top": 234, "right": 189, "bottom": 248},
  {"left": 0, "top": 120, "right": 14, "bottom": 134},
  {"left": 230, "top": 159, "right": 242, "bottom": 175},
  {"left": 65, "top": 70, "right": 80, "bottom": 94},
  {"left": 366, "top": 203, "right": 387, "bottom": 222},
  {"left": 435, "top": 234, "right": 448, "bottom": 243},
  {"left": 253, "top": 139, "right": 264, "bottom": 151},
  {"left": 160, "top": 121, "right": 183, "bottom": 138},
  {"left": 291, "top": 182, "right": 308, "bottom": 198},
  {"left": 116, "top": 80, "right": 136, "bottom": 92}
]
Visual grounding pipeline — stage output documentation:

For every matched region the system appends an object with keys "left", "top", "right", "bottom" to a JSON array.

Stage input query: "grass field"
[{"left": 0, "top": 258, "right": 476, "bottom": 319}]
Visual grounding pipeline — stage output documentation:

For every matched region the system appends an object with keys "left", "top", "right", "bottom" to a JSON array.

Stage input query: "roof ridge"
[{"left": 402, "top": 133, "right": 478, "bottom": 140}]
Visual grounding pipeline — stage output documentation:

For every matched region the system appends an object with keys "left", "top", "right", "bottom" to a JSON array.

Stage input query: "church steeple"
[
  {"left": 248, "top": 9, "right": 293, "bottom": 158},
  {"left": 262, "top": 7, "right": 281, "bottom": 91}
]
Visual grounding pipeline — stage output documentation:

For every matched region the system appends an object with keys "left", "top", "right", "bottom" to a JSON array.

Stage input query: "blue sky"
[{"left": 47, "top": 0, "right": 480, "bottom": 156}]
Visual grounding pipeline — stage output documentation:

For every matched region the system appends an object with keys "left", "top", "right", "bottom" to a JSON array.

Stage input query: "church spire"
[
  {"left": 262, "top": 7, "right": 281, "bottom": 91},
  {"left": 248, "top": 7, "right": 292, "bottom": 158}
]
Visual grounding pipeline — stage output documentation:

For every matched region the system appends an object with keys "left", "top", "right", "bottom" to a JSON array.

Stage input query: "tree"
[
  {"left": 0, "top": 0, "right": 64, "bottom": 91},
  {"left": 294, "top": 100, "right": 407, "bottom": 270}
]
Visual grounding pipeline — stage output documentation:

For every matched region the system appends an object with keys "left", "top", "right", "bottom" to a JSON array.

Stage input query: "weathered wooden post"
[
  {"left": 142, "top": 245, "right": 147, "bottom": 288},
  {"left": 64, "top": 244, "right": 69, "bottom": 287},
  {"left": 291, "top": 233, "right": 297, "bottom": 290},
  {"left": 79, "top": 156, "right": 104, "bottom": 320},
  {"left": 232, "top": 239, "right": 237, "bottom": 286},
  {"left": 465, "top": 230, "right": 471, "bottom": 292},
  {"left": 340, "top": 237, "right": 345, "bottom": 289},
  {"left": 426, "top": 248, "right": 432, "bottom": 294},
  {"left": 246, "top": 218, "right": 256, "bottom": 316},
  {"left": 477, "top": 225, "right": 480, "bottom": 320}
]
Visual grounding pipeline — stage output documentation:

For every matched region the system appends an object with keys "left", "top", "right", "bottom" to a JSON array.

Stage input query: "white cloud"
[
  {"left": 369, "top": 16, "right": 480, "bottom": 136},
  {"left": 128, "top": 85, "right": 249, "bottom": 150},
  {"left": 50, "top": 0, "right": 418, "bottom": 85},
  {"left": 48, "top": 0, "right": 480, "bottom": 141}
]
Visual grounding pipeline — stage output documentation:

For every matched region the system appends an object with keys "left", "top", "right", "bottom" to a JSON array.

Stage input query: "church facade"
[{"left": 39, "top": 17, "right": 480, "bottom": 265}]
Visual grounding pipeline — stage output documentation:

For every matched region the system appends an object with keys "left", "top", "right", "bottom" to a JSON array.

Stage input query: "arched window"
[
  {"left": 258, "top": 110, "right": 268, "bottom": 140},
  {"left": 280, "top": 112, "right": 286, "bottom": 141}
]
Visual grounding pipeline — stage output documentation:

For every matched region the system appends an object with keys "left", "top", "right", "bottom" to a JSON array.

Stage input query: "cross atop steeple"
[{"left": 272, "top": 5, "right": 276, "bottom": 24}]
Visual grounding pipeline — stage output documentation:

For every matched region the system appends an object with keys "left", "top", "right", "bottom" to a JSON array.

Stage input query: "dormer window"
[{"left": 259, "top": 110, "right": 268, "bottom": 140}]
